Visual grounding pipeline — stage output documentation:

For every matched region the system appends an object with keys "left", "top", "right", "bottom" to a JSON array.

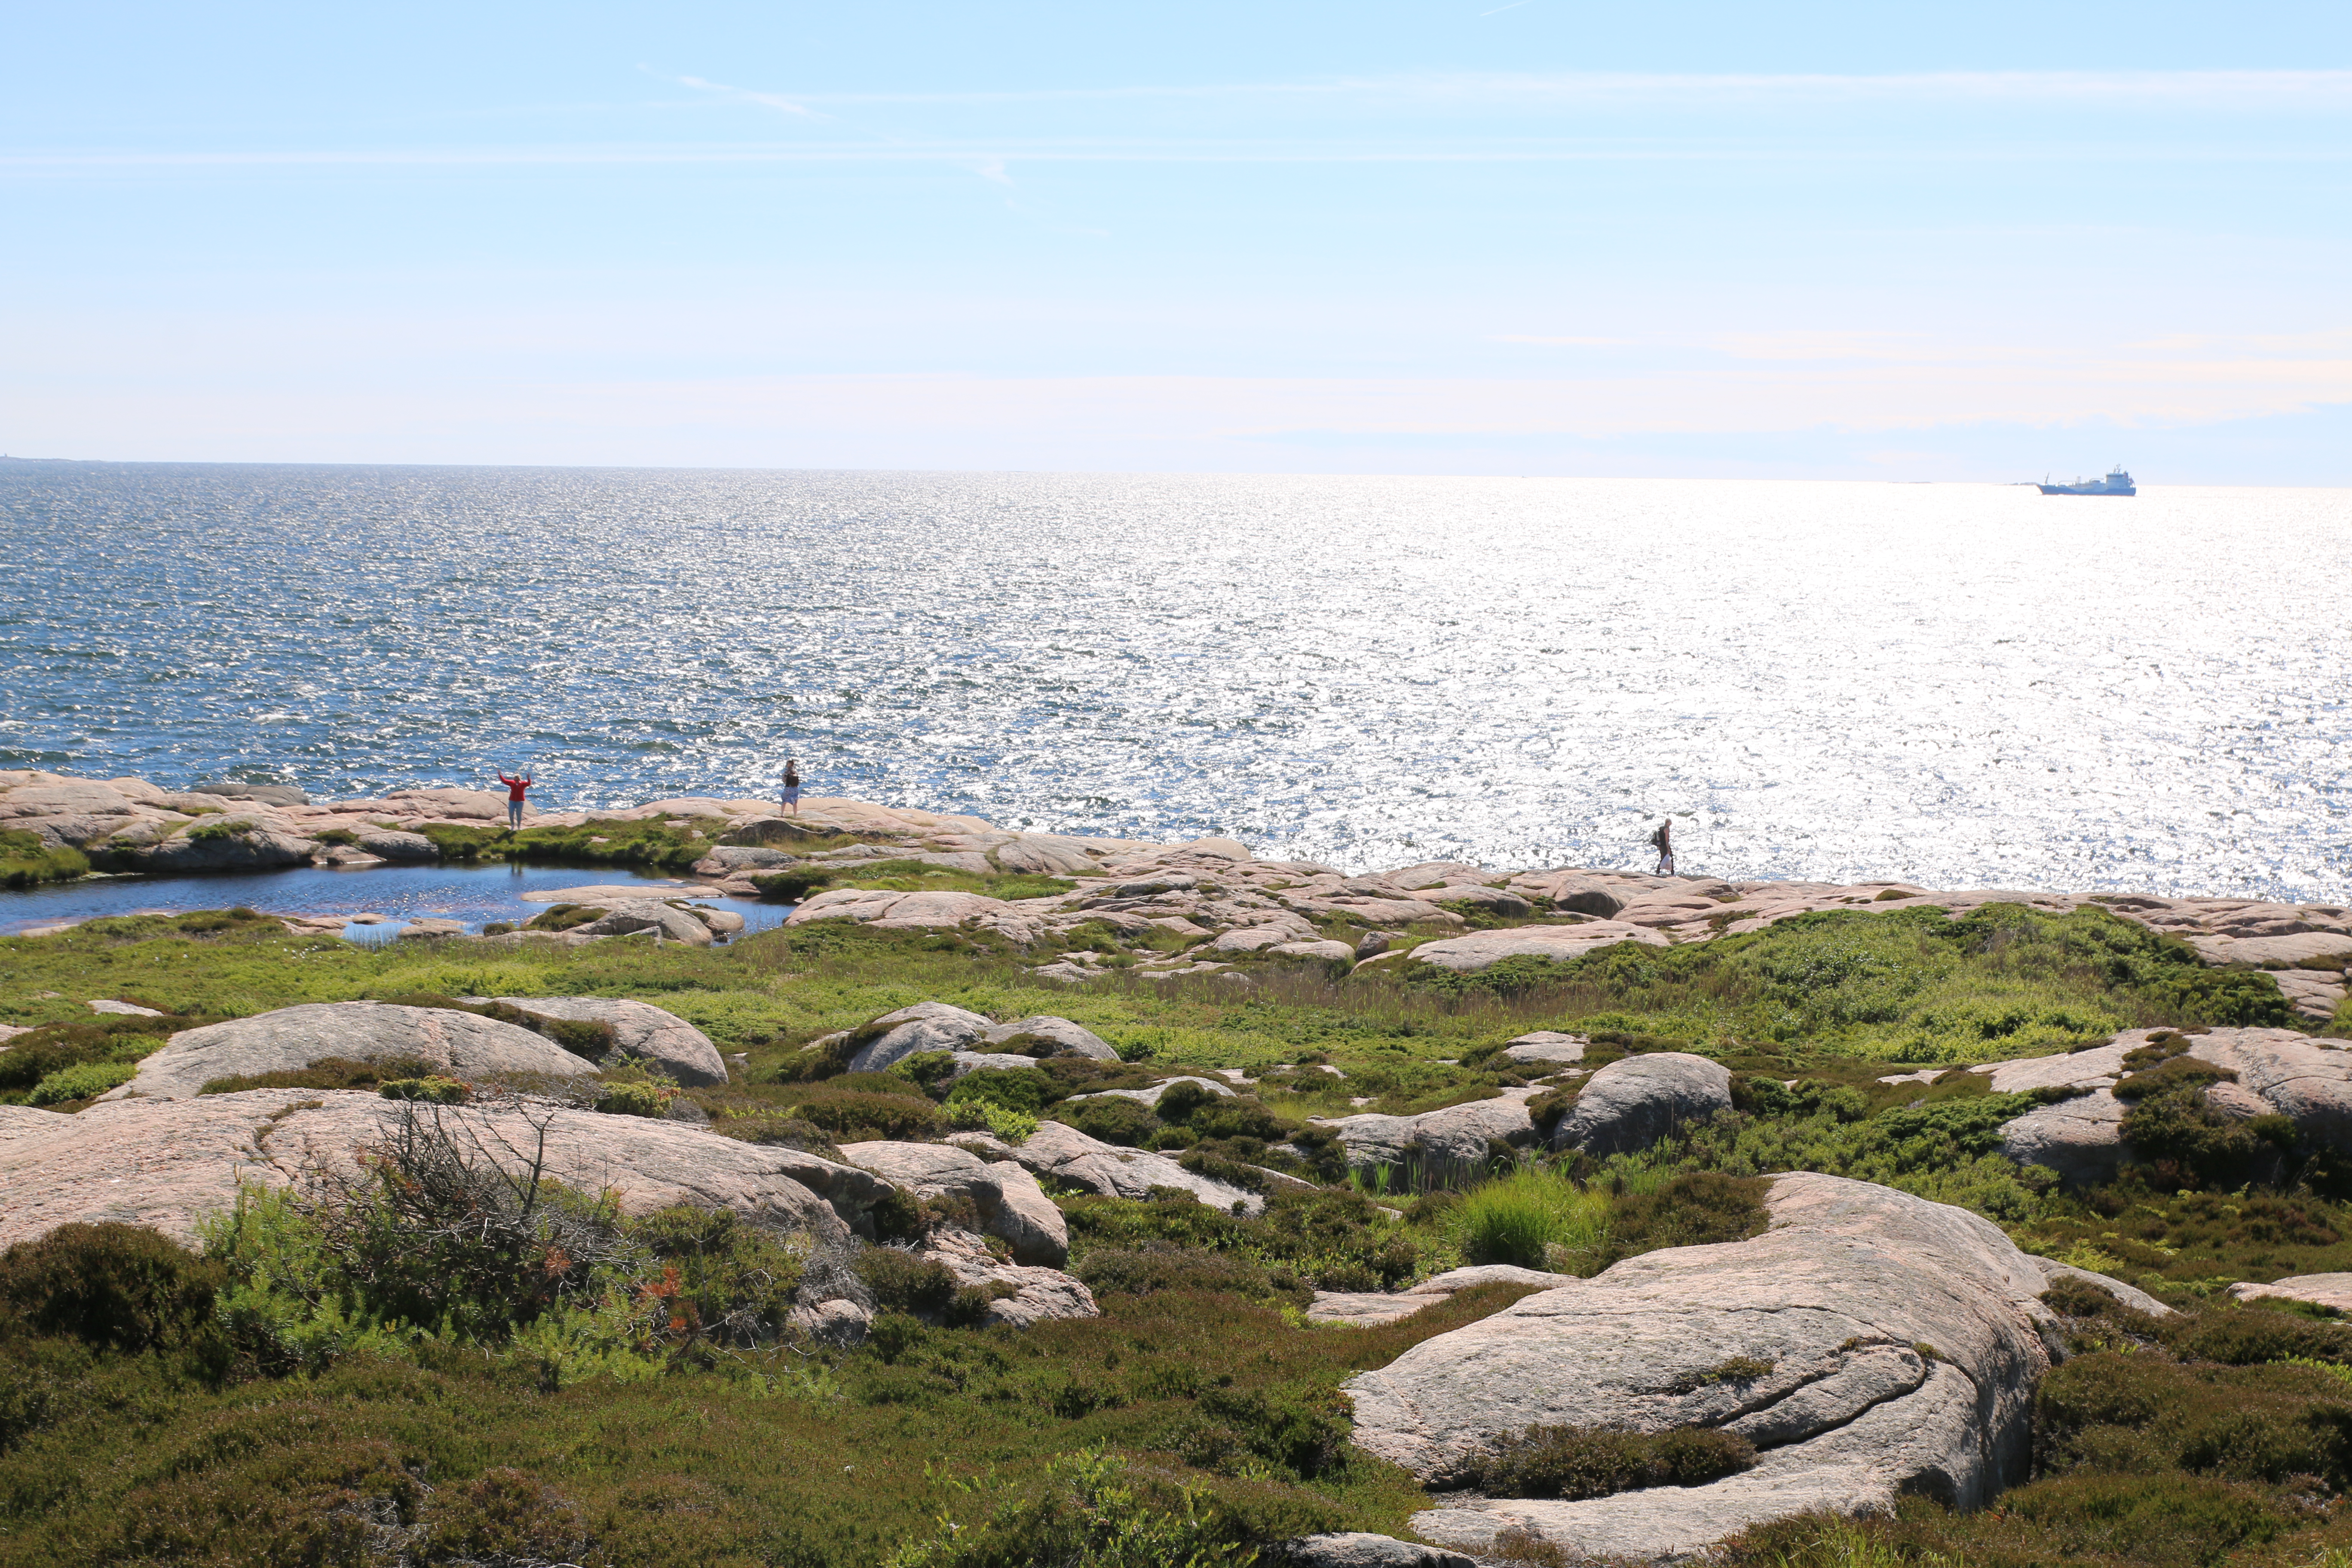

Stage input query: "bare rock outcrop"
[
  {"left": 1010, "top": 1119, "right": 1263, "bottom": 1215},
  {"left": 1500, "top": 1032, "right": 1587, "bottom": 1067},
  {"left": 786, "top": 887, "right": 1044, "bottom": 945},
  {"left": 486, "top": 996, "right": 728, "bottom": 1086},
  {"left": 837, "top": 1139, "right": 1070, "bottom": 1267},
  {"left": 981, "top": 1015, "right": 1121, "bottom": 1060},
  {"left": 1348, "top": 1174, "right": 2074, "bottom": 1563},
  {"left": 2228, "top": 1274, "right": 2352, "bottom": 1313},
  {"left": 562, "top": 902, "right": 715, "bottom": 946},
  {"left": 1311, "top": 1092, "right": 1537, "bottom": 1173},
  {"left": 100, "top": 1001, "right": 599, "bottom": 1102},
  {"left": 835, "top": 1002, "right": 994, "bottom": 1074},
  {"left": 1553, "top": 1053, "right": 1732, "bottom": 1156},
  {"left": 1310, "top": 1264, "right": 1579, "bottom": 1326},
  {"left": 1283, "top": 1533, "right": 1476, "bottom": 1568},
  {"left": 1387, "top": 922, "right": 1667, "bottom": 975},
  {"left": 0, "top": 1090, "right": 894, "bottom": 1250}
]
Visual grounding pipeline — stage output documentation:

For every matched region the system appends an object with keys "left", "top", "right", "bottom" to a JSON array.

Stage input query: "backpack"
[{"left": 1649, "top": 824, "right": 1666, "bottom": 850}]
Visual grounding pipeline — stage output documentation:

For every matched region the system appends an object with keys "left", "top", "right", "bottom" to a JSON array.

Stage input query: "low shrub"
[
  {"left": 944, "top": 1067, "right": 1056, "bottom": 1116},
  {"left": 382, "top": 1075, "right": 471, "bottom": 1105},
  {"left": 884, "top": 1446, "right": 1256, "bottom": 1568},
  {"left": 201, "top": 1055, "right": 442, "bottom": 1095},
  {"left": 1062, "top": 1187, "right": 1421, "bottom": 1293},
  {"left": 855, "top": 1247, "right": 962, "bottom": 1317},
  {"left": 782, "top": 1082, "right": 946, "bottom": 1141},
  {"left": 1605, "top": 1172, "right": 1772, "bottom": 1259},
  {"left": 419, "top": 1467, "right": 588, "bottom": 1565},
  {"left": 1055, "top": 1097, "right": 1161, "bottom": 1148},
  {"left": 1453, "top": 1422, "right": 1757, "bottom": 1499},
  {"left": 27, "top": 1059, "right": 138, "bottom": 1105},
  {"left": 0, "top": 1013, "right": 198, "bottom": 1093},
  {"left": 594, "top": 1079, "right": 671, "bottom": 1117},
  {"left": 0, "top": 1223, "right": 227, "bottom": 1357},
  {"left": 2165, "top": 1304, "right": 2352, "bottom": 1368},
  {"left": 1074, "top": 1244, "right": 1292, "bottom": 1305},
  {"left": 714, "top": 1115, "right": 843, "bottom": 1160}
]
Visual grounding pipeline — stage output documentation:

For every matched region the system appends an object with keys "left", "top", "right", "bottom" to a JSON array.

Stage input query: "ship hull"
[{"left": 2036, "top": 482, "right": 2135, "bottom": 496}]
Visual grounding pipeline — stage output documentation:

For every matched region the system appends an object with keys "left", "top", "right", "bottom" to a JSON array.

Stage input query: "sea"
[{"left": 3, "top": 462, "right": 2347, "bottom": 905}]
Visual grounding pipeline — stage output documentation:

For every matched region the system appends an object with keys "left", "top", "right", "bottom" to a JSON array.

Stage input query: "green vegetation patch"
[
  {"left": 0, "top": 830, "right": 88, "bottom": 889},
  {"left": 1452, "top": 1421, "right": 1757, "bottom": 1499},
  {"left": 1400, "top": 904, "right": 2290, "bottom": 1062}
]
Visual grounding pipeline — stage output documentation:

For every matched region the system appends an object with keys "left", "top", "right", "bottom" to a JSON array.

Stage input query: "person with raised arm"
[{"left": 494, "top": 767, "right": 535, "bottom": 831}]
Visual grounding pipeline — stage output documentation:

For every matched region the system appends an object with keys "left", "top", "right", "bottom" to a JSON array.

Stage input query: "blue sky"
[{"left": 4, "top": 3, "right": 2348, "bottom": 481}]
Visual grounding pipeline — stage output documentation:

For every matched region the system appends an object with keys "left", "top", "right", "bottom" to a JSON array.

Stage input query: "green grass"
[
  {"left": 1403, "top": 904, "right": 2292, "bottom": 1063},
  {"left": 1450, "top": 1166, "right": 1612, "bottom": 1271},
  {"left": 0, "top": 829, "right": 88, "bottom": 889}
]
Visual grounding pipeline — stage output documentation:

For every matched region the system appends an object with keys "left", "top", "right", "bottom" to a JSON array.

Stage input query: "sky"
[{"left": 3, "top": 2, "right": 2349, "bottom": 481}]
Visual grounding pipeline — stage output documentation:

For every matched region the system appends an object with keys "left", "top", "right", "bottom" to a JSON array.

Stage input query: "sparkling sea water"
[{"left": 3, "top": 462, "right": 2346, "bottom": 902}]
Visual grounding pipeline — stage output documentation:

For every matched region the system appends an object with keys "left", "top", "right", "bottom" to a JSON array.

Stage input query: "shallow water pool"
[{"left": 0, "top": 861, "right": 790, "bottom": 944}]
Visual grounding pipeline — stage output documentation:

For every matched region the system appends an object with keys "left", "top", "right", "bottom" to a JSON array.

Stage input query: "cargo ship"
[{"left": 2037, "top": 467, "right": 2135, "bottom": 496}]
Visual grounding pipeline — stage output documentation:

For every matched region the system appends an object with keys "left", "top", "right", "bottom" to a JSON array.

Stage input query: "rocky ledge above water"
[{"left": 8, "top": 769, "right": 2343, "bottom": 1023}]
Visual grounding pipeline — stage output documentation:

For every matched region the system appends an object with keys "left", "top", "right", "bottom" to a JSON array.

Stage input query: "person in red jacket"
[{"left": 495, "top": 769, "right": 534, "bottom": 831}]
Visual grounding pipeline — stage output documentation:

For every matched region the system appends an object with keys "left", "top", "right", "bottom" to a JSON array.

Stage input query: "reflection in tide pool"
[
  {"left": 0, "top": 860, "right": 788, "bottom": 942},
  {"left": 3, "top": 465, "right": 2347, "bottom": 900}
]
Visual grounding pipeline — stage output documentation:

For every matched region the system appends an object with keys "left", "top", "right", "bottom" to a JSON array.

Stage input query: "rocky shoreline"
[{"left": 6, "top": 769, "right": 2349, "bottom": 1019}]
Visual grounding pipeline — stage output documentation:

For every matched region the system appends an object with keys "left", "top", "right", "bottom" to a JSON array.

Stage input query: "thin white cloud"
[
  {"left": 769, "top": 69, "right": 2352, "bottom": 109},
  {"left": 668, "top": 74, "right": 829, "bottom": 121}
]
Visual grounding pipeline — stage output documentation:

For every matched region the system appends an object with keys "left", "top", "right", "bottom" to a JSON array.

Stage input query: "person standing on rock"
[
  {"left": 1651, "top": 817, "right": 1675, "bottom": 876},
  {"left": 780, "top": 759, "right": 802, "bottom": 815},
  {"left": 495, "top": 768, "right": 534, "bottom": 832}
]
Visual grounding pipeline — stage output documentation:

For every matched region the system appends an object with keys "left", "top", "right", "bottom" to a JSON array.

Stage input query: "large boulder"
[
  {"left": 1553, "top": 1054, "right": 1732, "bottom": 1155},
  {"left": 1393, "top": 922, "right": 1666, "bottom": 974},
  {"left": 563, "top": 902, "right": 714, "bottom": 946},
  {"left": 380, "top": 787, "right": 509, "bottom": 821},
  {"left": 101, "top": 1001, "right": 599, "bottom": 1102},
  {"left": 1349, "top": 1175, "right": 2073, "bottom": 1562},
  {"left": 786, "top": 887, "right": 1044, "bottom": 945},
  {"left": 1974, "top": 1041, "right": 2132, "bottom": 1185},
  {"left": 1064, "top": 1075, "right": 1234, "bottom": 1111},
  {"left": 1011, "top": 1119, "right": 1263, "bottom": 1215},
  {"left": 117, "top": 821, "right": 320, "bottom": 873},
  {"left": 983, "top": 1015, "right": 1121, "bottom": 1061},
  {"left": 1501, "top": 1032, "right": 1587, "bottom": 1067},
  {"left": 0, "top": 1090, "right": 894, "bottom": 1250},
  {"left": 836, "top": 1002, "right": 993, "bottom": 1074},
  {"left": 837, "top": 1140, "right": 1069, "bottom": 1266},
  {"left": 355, "top": 829, "right": 440, "bottom": 861},
  {"left": 487, "top": 996, "right": 728, "bottom": 1086},
  {"left": 911, "top": 1228, "right": 1100, "bottom": 1328},
  {"left": 1313, "top": 1093, "right": 1537, "bottom": 1173}
]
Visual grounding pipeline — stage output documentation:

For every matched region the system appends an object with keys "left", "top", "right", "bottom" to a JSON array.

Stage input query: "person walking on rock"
[
  {"left": 1651, "top": 817, "right": 1675, "bottom": 876},
  {"left": 495, "top": 768, "right": 534, "bottom": 831},
  {"left": 780, "top": 759, "right": 802, "bottom": 815}
]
